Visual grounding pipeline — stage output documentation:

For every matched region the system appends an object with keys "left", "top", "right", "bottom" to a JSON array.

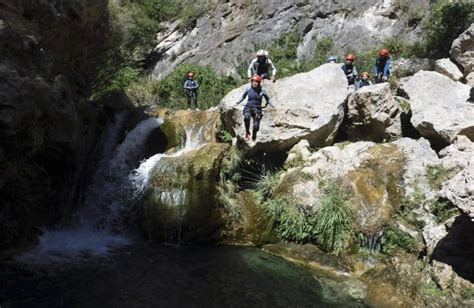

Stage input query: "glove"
[{"left": 382, "top": 76, "right": 388, "bottom": 82}]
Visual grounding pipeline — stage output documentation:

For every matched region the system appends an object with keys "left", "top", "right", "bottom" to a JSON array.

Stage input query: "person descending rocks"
[
  {"left": 247, "top": 49, "right": 277, "bottom": 82},
  {"left": 183, "top": 71, "right": 199, "bottom": 110},
  {"left": 235, "top": 74, "right": 275, "bottom": 141},
  {"left": 341, "top": 53, "right": 358, "bottom": 87},
  {"left": 374, "top": 48, "right": 391, "bottom": 83},
  {"left": 358, "top": 71, "right": 373, "bottom": 88}
]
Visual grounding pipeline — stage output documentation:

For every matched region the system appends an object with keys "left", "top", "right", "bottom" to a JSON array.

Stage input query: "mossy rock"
[
  {"left": 159, "top": 119, "right": 186, "bottom": 151},
  {"left": 138, "top": 143, "right": 230, "bottom": 242},
  {"left": 343, "top": 144, "right": 406, "bottom": 235}
]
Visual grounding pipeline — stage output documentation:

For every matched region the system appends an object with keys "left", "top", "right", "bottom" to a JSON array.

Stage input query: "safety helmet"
[
  {"left": 187, "top": 72, "right": 194, "bottom": 77},
  {"left": 250, "top": 74, "right": 262, "bottom": 83},
  {"left": 327, "top": 55, "right": 337, "bottom": 62},
  {"left": 361, "top": 71, "right": 370, "bottom": 78},
  {"left": 345, "top": 54, "right": 355, "bottom": 61},
  {"left": 379, "top": 48, "right": 389, "bottom": 57},
  {"left": 256, "top": 49, "right": 268, "bottom": 57}
]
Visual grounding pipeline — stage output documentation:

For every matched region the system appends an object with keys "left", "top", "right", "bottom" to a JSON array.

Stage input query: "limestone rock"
[
  {"left": 422, "top": 224, "right": 448, "bottom": 256},
  {"left": 434, "top": 58, "right": 463, "bottom": 81},
  {"left": 398, "top": 71, "right": 473, "bottom": 149},
  {"left": 439, "top": 135, "right": 474, "bottom": 171},
  {"left": 466, "top": 72, "right": 474, "bottom": 87},
  {"left": 440, "top": 165, "right": 474, "bottom": 221},
  {"left": 220, "top": 63, "right": 348, "bottom": 153},
  {"left": 391, "top": 57, "right": 434, "bottom": 78},
  {"left": 450, "top": 24, "right": 474, "bottom": 75},
  {"left": 432, "top": 260, "right": 474, "bottom": 295},
  {"left": 346, "top": 83, "right": 401, "bottom": 142},
  {"left": 285, "top": 139, "right": 311, "bottom": 166}
]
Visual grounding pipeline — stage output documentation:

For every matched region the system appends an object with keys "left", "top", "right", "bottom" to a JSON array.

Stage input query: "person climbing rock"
[
  {"left": 374, "top": 48, "right": 391, "bottom": 83},
  {"left": 341, "top": 54, "right": 358, "bottom": 87},
  {"left": 183, "top": 71, "right": 199, "bottom": 110},
  {"left": 358, "top": 71, "right": 373, "bottom": 88},
  {"left": 247, "top": 49, "right": 277, "bottom": 82},
  {"left": 235, "top": 74, "right": 275, "bottom": 141}
]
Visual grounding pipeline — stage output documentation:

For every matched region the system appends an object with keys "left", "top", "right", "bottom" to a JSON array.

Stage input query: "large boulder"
[
  {"left": 439, "top": 135, "right": 474, "bottom": 171},
  {"left": 391, "top": 57, "right": 434, "bottom": 78},
  {"left": 440, "top": 165, "right": 474, "bottom": 222},
  {"left": 138, "top": 142, "right": 230, "bottom": 241},
  {"left": 398, "top": 71, "right": 473, "bottom": 150},
  {"left": 434, "top": 58, "right": 463, "bottom": 81},
  {"left": 220, "top": 63, "right": 348, "bottom": 153},
  {"left": 345, "top": 83, "right": 401, "bottom": 142},
  {"left": 450, "top": 23, "right": 474, "bottom": 75}
]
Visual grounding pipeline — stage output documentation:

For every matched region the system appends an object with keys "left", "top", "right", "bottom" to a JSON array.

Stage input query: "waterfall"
[
  {"left": 18, "top": 112, "right": 210, "bottom": 263},
  {"left": 18, "top": 115, "right": 163, "bottom": 263}
]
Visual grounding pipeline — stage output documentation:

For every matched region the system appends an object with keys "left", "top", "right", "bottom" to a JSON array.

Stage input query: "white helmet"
[{"left": 256, "top": 49, "right": 268, "bottom": 57}]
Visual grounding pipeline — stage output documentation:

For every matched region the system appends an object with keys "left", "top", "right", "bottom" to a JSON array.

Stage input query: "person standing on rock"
[
  {"left": 183, "top": 71, "right": 199, "bottom": 110},
  {"left": 235, "top": 74, "right": 275, "bottom": 141},
  {"left": 358, "top": 71, "right": 373, "bottom": 88},
  {"left": 341, "top": 54, "right": 359, "bottom": 87},
  {"left": 374, "top": 48, "right": 391, "bottom": 83},
  {"left": 247, "top": 49, "right": 277, "bottom": 82}
]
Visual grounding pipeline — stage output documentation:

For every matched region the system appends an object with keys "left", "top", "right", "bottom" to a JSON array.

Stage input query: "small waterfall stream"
[{"left": 17, "top": 112, "right": 209, "bottom": 263}]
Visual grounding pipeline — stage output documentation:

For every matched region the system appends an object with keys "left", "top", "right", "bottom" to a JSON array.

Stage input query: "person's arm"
[
  {"left": 353, "top": 66, "right": 358, "bottom": 78},
  {"left": 268, "top": 59, "right": 277, "bottom": 77},
  {"left": 247, "top": 59, "right": 256, "bottom": 78},
  {"left": 184, "top": 80, "right": 192, "bottom": 89},
  {"left": 235, "top": 86, "right": 250, "bottom": 105},
  {"left": 191, "top": 80, "right": 199, "bottom": 89},
  {"left": 383, "top": 58, "right": 391, "bottom": 77},
  {"left": 262, "top": 88, "right": 275, "bottom": 107},
  {"left": 373, "top": 58, "right": 379, "bottom": 76}
]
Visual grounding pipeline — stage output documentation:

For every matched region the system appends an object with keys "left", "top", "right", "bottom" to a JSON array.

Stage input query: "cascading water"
[
  {"left": 17, "top": 113, "right": 209, "bottom": 263},
  {"left": 17, "top": 114, "right": 163, "bottom": 263}
]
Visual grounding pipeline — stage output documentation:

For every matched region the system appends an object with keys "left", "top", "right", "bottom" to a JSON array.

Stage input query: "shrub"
[
  {"left": 422, "top": 0, "right": 474, "bottom": 58},
  {"left": 268, "top": 30, "right": 304, "bottom": 78},
  {"left": 152, "top": 63, "right": 241, "bottom": 109},
  {"left": 313, "top": 181, "right": 354, "bottom": 255},
  {"left": 429, "top": 199, "right": 459, "bottom": 224},
  {"left": 426, "top": 164, "right": 452, "bottom": 190},
  {"left": 380, "top": 225, "right": 417, "bottom": 255}
]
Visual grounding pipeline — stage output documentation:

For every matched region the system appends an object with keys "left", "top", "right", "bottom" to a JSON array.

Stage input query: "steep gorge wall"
[
  {"left": 0, "top": 0, "right": 110, "bottom": 250},
  {"left": 149, "top": 0, "right": 430, "bottom": 78}
]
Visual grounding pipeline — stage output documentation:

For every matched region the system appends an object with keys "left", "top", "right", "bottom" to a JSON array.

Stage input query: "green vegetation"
[
  {"left": 380, "top": 225, "right": 418, "bottom": 255},
  {"left": 429, "top": 199, "right": 458, "bottom": 224},
  {"left": 261, "top": 181, "right": 354, "bottom": 255},
  {"left": 152, "top": 63, "right": 241, "bottom": 109},
  {"left": 422, "top": 0, "right": 474, "bottom": 58},
  {"left": 426, "top": 164, "right": 453, "bottom": 190}
]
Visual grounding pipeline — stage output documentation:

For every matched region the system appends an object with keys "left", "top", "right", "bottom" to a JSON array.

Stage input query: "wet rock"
[
  {"left": 435, "top": 58, "right": 463, "bottom": 81},
  {"left": 220, "top": 63, "right": 347, "bottom": 153},
  {"left": 450, "top": 24, "right": 474, "bottom": 75},
  {"left": 398, "top": 71, "right": 473, "bottom": 149},
  {"left": 139, "top": 143, "right": 230, "bottom": 242},
  {"left": 346, "top": 83, "right": 401, "bottom": 142}
]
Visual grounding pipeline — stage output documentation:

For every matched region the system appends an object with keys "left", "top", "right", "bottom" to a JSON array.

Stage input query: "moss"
[{"left": 159, "top": 120, "right": 186, "bottom": 151}]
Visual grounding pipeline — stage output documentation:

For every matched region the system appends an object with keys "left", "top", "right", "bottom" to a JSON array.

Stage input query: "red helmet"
[
  {"left": 345, "top": 54, "right": 355, "bottom": 61},
  {"left": 250, "top": 74, "right": 262, "bottom": 83},
  {"left": 379, "top": 48, "right": 389, "bottom": 57},
  {"left": 187, "top": 72, "right": 195, "bottom": 77}
]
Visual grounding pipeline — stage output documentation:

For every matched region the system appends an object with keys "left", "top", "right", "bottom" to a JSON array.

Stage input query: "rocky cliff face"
[
  {"left": 149, "top": 0, "right": 430, "bottom": 78},
  {"left": 0, "top": 0, "right": 110, "bottom": 250}
]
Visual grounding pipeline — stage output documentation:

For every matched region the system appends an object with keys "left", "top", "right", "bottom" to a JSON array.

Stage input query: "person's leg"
[
  {"left": 252, "top": 110, "right": 262, "bottom": 140},
  {"left": 193, "top": 91, "right": 198, "bottom": 109},
  {"left": 243, "top": 108, "right": 251, "bottom": 138}
]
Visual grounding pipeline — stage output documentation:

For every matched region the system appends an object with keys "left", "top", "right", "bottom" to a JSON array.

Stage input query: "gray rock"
[
  {"left": 439, "top": 135, "right": 474, "bottom": 171},
  {"left": 434, "top": 58, "right": 463, "bottom": 81},
  {"left": 423, "top": 224, "right": 448, "bottom": 256},
  {"left": 285, "top": 139, "right": 311, "bottom": 166},
  {"left": 440, "top": 165, "right": 474, "bottom": 221},
  {"left": 398, "top": 71, "right": 473, "bottom": 149},
  {"left": 450, "top": 23, "right": 474, "bottom": 75},
  {"left": 346, "top": 83, "right": 401, "bottom": 142},
  {"left": 466, "top": 72, "right": 474, "bottom": 87},
  {"left": 391, "top": 57, "right": 434, "bottom": 78},
  {"left": 220, "top": 63, "right": 348, "bottom": 153},
  {"left": 393, "top": 138, "right": 440, "bottom": 198}
]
